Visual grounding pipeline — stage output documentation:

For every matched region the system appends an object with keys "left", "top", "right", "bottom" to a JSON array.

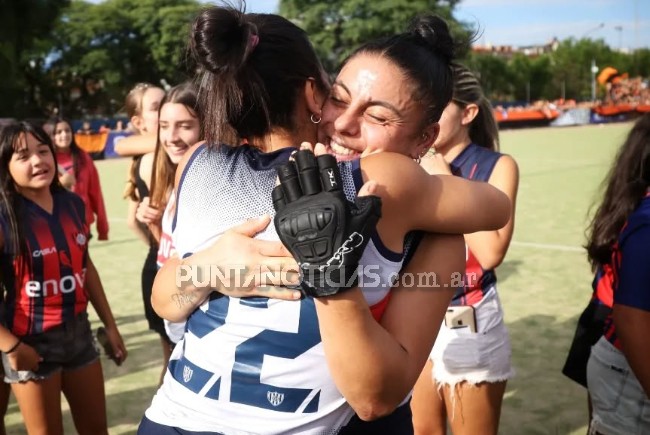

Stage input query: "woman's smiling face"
[{"left": 318, "top": 53, "right": 432, "bottom": 162}]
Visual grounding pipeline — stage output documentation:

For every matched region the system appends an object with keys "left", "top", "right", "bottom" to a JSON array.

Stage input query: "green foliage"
[
  {"left": 467, "top": 37, "right": 646, "bottom": 103},
  {"left": 46, "top": 0, "right": 201, "bottom": 118},
  {"left": 279, "top": 0, "right": 470, "bottom": 72},
  {"left": 0, "top": 0, "right": 71, "bottom": 117},
  {"left": 465, "top": 53, "right": 512, "bottom": 100}
]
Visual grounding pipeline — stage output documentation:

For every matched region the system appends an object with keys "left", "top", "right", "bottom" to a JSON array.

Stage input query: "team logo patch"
[
  {"left": 183, "top": 365, "right": 193, "bottom": 383},
  {"left": 74, "top": 232, "right": 87, "bottom": 247},
  {"left": 267, "top": 391, "right": 284, "bottom": 407}
]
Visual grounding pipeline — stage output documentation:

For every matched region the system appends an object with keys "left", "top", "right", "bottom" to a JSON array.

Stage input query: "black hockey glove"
[{"left": 272, "top": 150, "right": 381, "bottom": 298}]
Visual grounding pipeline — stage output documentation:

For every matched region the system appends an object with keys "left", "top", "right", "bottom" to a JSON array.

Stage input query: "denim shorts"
[
  {"left": 587, "top": 336, "right": 650, "bottom": 435},
  {"left": 2, "top": 311, "right": 99, "bottom": 383}
]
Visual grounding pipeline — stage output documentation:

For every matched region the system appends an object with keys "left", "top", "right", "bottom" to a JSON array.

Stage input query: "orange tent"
[
  {"left": 75, "top": 132, "right": 108, "bottom": 153},
  {"left": 597, "top": 67, "right": 618, "bottom": 85}
]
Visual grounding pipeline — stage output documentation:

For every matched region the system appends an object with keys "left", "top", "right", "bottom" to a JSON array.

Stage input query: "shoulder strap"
[{"left": 133, "top": 155, "right": 150, "bottom": 199}]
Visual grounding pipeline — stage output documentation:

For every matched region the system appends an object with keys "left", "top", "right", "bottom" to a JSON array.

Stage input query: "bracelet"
[{"left": 5, "top": 339, "right": 21, "bottom": 354}]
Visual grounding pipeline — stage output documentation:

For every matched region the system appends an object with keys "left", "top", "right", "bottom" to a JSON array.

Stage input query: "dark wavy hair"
[
  {"left": 190, "top": 4, "right": 329, "bottom": 146},
  {"left": 342, "top": 15, "right": 463, "bottom": 127},
  {"left": 0, "top": 121, "right": 63, "bottom": 262},
  {"left": 586, "top": 113, "right": 650, "bottom": 269}
]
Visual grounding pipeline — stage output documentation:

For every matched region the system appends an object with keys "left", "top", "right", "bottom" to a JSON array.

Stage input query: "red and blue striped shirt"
[
  {"left": 1, "top": 190, "right": 90, "bottom": 336},
  {"left": 603, "top": 195, "right": 650, "bottom": 349}
]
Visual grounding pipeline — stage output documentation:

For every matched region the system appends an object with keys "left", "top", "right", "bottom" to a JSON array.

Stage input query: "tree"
[
  {"left": 47, "top": 0, "right": 201, "bottom": 117},
  {"left": 279, "top": 0, "right": 471, "bottom": 72},
  {"left": 0, "top": 0, "right": 70, "bottom": 117},
  {"left": 548, "top": 38, "right": 617, "bottom": 101},
  {"left": 465, "top": 53, "right": 513, "bottom": 101}
]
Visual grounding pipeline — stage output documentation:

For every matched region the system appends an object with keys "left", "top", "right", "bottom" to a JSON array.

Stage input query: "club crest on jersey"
[
  {"left": 267, "top": 391, "right": 284, "bottom": 407},
  {"left": 183, "top": 365, "right": 193, "bottom": 383},
  {"left": 74, "top": 232, "right": 87, "bottom": 247}
]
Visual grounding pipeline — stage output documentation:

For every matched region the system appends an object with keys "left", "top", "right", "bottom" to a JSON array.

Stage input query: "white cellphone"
[{"left": 444, "top": 306, "right": 477, "bottom": 333}]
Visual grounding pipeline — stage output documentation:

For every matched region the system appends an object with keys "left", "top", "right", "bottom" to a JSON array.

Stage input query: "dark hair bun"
[
  {"left": 190, "top": 6, "right": 256, "bottom": 75},
  {"left": 408, "top": 15, "right": 455, "bottom": 63}
]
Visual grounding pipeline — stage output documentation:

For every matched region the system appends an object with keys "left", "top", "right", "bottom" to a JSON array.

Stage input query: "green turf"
[{"left": 3, "top": 122, "right": 634, "bottom": 434}]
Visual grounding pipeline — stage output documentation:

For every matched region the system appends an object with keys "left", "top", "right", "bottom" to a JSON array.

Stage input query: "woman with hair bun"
[{"left": 140, "top": 6, "right": 510, "bottom": 434}]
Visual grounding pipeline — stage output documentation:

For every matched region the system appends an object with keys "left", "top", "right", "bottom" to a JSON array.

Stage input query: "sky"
[{"left": 241, "top": 0, "right": 649, "bottom": 50}]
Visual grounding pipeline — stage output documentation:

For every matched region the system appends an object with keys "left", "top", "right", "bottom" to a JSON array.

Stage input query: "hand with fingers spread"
[
  {"left": 272, "top": 149, "right": 382, "bottom": 297},
  {"left": 153, "top": 214, "right": 303, "bottom": 323}
]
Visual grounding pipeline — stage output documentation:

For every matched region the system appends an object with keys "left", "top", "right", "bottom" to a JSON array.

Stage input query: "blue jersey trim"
[{"left": 239, "top": 145, "right": 293, "bottom": 171}]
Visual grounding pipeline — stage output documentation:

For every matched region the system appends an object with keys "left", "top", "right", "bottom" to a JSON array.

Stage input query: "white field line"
[{"left": 510, "top": 241, "right": 583, "bottom": 253}]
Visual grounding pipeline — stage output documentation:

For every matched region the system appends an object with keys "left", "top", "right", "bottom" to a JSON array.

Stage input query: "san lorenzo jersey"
[
  {"left": 0, "top": 190, "right": 89, "bottom": 336},
  {"left": 592, "top": 263, "right": 614, "bottom": 309},
  {"left": 449, "top": 143, "right": 502, "bottom": 306},
  {"left": 604, "top": 195, "right": 650, "bottom": 349},
  {"left": 146, "top": 144, "right": 410, "bottom": 434}
]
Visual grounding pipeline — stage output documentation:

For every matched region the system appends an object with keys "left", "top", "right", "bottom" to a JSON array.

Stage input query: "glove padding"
[{"left": 272, "top": 150, "right": 381, "bottom": 297}]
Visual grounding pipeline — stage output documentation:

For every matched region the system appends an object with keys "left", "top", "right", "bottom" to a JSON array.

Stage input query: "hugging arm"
[
  {"left": 113, "top": 133, "right": 157, "bottom": 157},
  {"left": 272, "top": 151, "right": 463, "bottom": 419},
  {"left": 315, "top": 233, "right": 462, "bottom": 419},
  {"left": 360, "top": 152, "right": 511, "bottom": 235}
]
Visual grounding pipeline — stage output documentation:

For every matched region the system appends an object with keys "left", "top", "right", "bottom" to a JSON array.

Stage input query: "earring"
[
  {"left": 310, "top": 113, "right": 321, "bottom": 124},
  {"left": 414, "top": 156, "right": 422, "bottom": 164}
]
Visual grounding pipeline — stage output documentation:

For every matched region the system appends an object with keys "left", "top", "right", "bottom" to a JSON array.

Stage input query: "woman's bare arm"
[
  {"left": 360, "top": 153, "right": 511, "bottom": 238},
  {"left": 613, "top": 305, "right": 650, "bottom": 396},
  {"left": 315, "top": 233, "right": 463, "bottom": 419},
  {"left": 462, "top": 155, "right": 519, "bottom": 269},
  {"left": 114, "top": 133, "right": 156, "bottom": 156}
]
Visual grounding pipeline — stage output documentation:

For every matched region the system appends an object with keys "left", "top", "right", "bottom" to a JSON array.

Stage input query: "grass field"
[{"left": 3, "top": 122, "right": 635, "bottom": 434}]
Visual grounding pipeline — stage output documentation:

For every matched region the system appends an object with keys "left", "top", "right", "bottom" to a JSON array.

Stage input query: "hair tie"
[{"left": 249, "top": 34, "right": 260, "bottom": 51}]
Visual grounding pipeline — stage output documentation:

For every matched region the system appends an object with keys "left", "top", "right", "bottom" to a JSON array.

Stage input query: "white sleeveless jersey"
[
  {"left": 156, "top": 192, "right": 176, "bottom": 268},
  {"left": 157, "top": 194, "right": 186, "bottom": 343},
  {"left": 144, "top": 144, "right": 412, "bottom": 434}
]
